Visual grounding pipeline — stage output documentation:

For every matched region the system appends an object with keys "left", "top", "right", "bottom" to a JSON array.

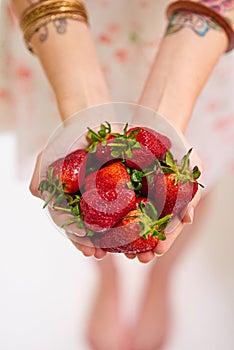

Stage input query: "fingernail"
[{"left": 187, "top": 207, "right": 194, "bottom": 224}]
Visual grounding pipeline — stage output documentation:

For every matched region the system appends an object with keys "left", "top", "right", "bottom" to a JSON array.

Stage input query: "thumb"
[{"left": 29, "top": 152, "right": 43, "bottom": 198}]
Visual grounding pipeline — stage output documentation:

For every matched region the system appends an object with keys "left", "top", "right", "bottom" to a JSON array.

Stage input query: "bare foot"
[
  {"left": 86, "top": 258, "right": 129, "bottom": 350},
  {"left": 130, "top": 267, "right": 171, "bottom": 350}
]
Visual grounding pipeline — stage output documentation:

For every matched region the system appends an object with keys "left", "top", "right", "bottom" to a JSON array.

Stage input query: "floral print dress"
[{"left": 0, "top": 0, "right": 234, "bottom": 186}]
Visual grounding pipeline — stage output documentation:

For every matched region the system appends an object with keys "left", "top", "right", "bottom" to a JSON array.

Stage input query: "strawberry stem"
[
  {"left": 53, "top": 207, "right": 72, "bottom": 213},
  {"left": 42, "top": 187, "right": 57, "bottom": 209}
]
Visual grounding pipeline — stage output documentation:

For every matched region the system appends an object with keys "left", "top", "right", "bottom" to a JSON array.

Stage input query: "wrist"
[
  {"left": 57, "top": 88, "right": 110, "bottom": 121},
  {"left": 56, "top": 76, "right": 110, "bottom": 121},
  {"left": 139, "top": 90, "right": 194, "bottom": 133}
]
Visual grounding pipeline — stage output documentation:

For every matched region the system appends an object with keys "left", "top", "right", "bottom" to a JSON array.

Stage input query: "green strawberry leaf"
[
  {"left": 162, "top": 167, "right": 176, "bottom": 174},
  {"left": 153, "top": 230, "right": 166, "bottom": 241},
  {"left": 87, "top": 128, "right": 101, "bottom": 142},
  {"left": 131, "top": 170, "right": 144, "bottom": 183},
  {"left": 87, "top": 229, "right": 95, "bottom": 237},
  {"left": 125, "top": 148, "right": 133, "bottom": 159},
  {"left": 85, "top": 143, "right": 98, "bottom": 153},
  {"left": 144, "top": 201, "right": 158, "bottom": 222},
  {"left": 192, "top": 166, "right": 201, "bottom": 180},
  {"left": 123, "top": 123, "right": 129, "bottom": 135},
  {"left": 101, "top": 140, "right": 107, "bottom": 147},
  {"left": 165, "top": 151, "right": 176, "bottom": 167},
  {"left": 53, "top": 193, "right": 65, "bottom": 204},
  {"left": 156, "top": 214, "right": 172, "bottom": 230},
  {"left": 181, "top": 148, "right": 192, "bottom": 173},
  {"left": 111, "top": 149, "right": 121, "bottom": 158},
  {"left": 98, "top": 129, "right": 107, "bottom": 138}
]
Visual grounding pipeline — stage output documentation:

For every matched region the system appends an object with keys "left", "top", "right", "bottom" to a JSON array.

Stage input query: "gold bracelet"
[
  {"left": 20, "top": 0, "right": 89, "bottom": 53},
  {"left": 21, "top": 1, "right": 87, "bottom": 31}
]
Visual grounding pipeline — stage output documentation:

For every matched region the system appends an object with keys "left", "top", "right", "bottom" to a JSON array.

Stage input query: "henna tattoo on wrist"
[
  {"left": 34, "top": 19, "right": 68, "bottom": 43},
  {"left": 166, "top": 11, "right": 221, "bottom": 37},
  {"left": 26, "top": 1, "right": 68, "bottom": 43},
  {"left": 166, "top": 0, "right": 234, "bottom": 37}
]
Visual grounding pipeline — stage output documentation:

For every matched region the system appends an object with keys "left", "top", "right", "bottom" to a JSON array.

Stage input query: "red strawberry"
[
  {"left": 84, "top": 162, "right": 130, "bottom": 193},
  {"left": 80, "top": 188, "right": 136, "bottom": 232},
  {"left": 84, "top": 170, "right": 97, "bottom": 192},
  {"left": 96, "top": 162, "right": 130, "bottom": 191},
  {"left": 39, "top": 149, "right": 87, "bottom": 207},
  {"left": 86, "top": 122, "right": 121, "bottom": 165},
  {"left": 141, "top": 173, "right": 156, "bottom": 198},
  {"left": 86, "top": 122, "right": 143, "bottom": 166},
  {"left": 51, "top": 149, "right": 87, "bottom": 194},
  {"left": 135, "top": 197, "right": 150, "bottom": 208},
  {"left": 125, "top": 127, "right": 171, "bottom": 170},
  {"left": 155, "top": 149, "right": 202, "bottom": 217},
  {"left": 98, "top": 200, "right": 171, "bottom": 253},
  {"left": 95, "top": 135, "right": 117, "bottom": 164}
]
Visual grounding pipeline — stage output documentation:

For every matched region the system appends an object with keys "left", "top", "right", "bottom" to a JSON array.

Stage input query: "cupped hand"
[
  {"left": 29, "top": 113, "right": 111, "bottom": 260},
  {"left": 124, "top": 112, "right": 204, "bottom": 264},
  {"left": 30, "top": 151, "right": 108, "bottom": 259},
  {"left": 29, "top": 109, "right": 203, "bottom": 263}
]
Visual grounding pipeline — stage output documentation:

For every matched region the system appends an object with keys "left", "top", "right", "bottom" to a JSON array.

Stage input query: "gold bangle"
[
  {"left": 20, "top": 0, "right": 89, "bottom": 53},
  {"left": 21, "top": 1, "right": 88, "bottom": 30}
]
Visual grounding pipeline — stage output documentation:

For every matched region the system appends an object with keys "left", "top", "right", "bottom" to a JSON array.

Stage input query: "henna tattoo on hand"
[{"left": 166, "top": 0, "right": 234, "bottom": 37}]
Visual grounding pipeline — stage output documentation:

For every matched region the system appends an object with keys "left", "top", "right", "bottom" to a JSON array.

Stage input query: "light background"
[{"left": 0, "top": 132, "right": 234, "bottom": 350}]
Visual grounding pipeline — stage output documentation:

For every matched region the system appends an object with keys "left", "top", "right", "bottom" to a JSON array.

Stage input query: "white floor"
[{"left": 0, "top": 132, "right": 234, "bottom": 350}]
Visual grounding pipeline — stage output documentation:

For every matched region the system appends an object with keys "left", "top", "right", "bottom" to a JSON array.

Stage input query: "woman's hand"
[
  {"left": 30, "top": 151, "right": 108, "bottom": 259},
  {"left": 124, "top": 111, "right": 204, "bottom": 264}
]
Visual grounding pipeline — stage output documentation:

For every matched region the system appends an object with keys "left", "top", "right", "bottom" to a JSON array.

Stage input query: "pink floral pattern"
[
  {"left": 201, "top": 0, "right": 234, "bottom": 13},
  {"left": 0, "top": 0, "right": 234, "bottom": 186}
]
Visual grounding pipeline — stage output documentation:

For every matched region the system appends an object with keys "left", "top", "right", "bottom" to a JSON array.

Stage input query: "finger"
[
  {"left": 182, "top": 207, "right": 194, "bottom": 224},
  {"left": 69, "top": 235, "right": 96, "bottom": 257},
  {"left": 72, "top": 241, "right": 96, "bottom": 257},
  {"left": 154, "top": 221, "right": 185, "bottom": 256},
  {"left": 182, "top": 187, "right": 202, "bottom": 224},
  {"left": 125, "top": 253, "right": 136, "bottom": 260},
  {"left": 29, "top": 152, "right": 43, "bottom": 198},
  {"left": 94, "top": 248, "right": 107, "bottom": 260},
  {"left": 137, "top": 251, "right": 155, "bottom": 264}
]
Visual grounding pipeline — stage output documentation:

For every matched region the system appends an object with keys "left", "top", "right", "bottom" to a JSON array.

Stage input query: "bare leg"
[
  {"left": 86, "top": 254, "right": 129, "bottom": 350},
  {"left": 130, "top": 192, "right": 211, "bottom": 350}
]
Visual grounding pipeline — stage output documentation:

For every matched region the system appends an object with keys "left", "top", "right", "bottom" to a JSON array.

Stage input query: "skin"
[
  {"left": 11, "top": 1, "right": 234, "bottom": 348},
  {"left": 12, "top": 0, "right": 234, "bottom": 262}
]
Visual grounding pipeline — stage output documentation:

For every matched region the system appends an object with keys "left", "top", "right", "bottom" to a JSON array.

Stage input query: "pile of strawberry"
[{"left": 39, "top": 122, "right": 202, "bottom": 254}]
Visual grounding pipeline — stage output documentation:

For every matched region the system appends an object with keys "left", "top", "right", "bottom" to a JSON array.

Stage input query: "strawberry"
[
  {"left": 125, "top": 127, "right": 171, "bottom": 170},
  {"left": 39, "top": 149, "right": 87, "bottom": 207},
  {"left": 80, "top": 188, "right": 136, "bottom": 232},
  {"left": 86, "top": 122, "right": 142, "bottom": 165},
  {"left": 97, "top": 200, "right": 171, "bottom": 253},
  {"left": 84, "top": 162, "right": 130, "bottom": 193},
  {"left": 126, "top": 163, "right": 160, "bottom": 196},
  {"left": 96, "top": 135, "right": 117, "bottom": 164},
  {"left": 141, "top": 173, "right": 156, "bottom": 198},
  {"left": 84, "top": 170, "right": 97, "bottom": 192},
  {"left": 155, "top": 149, "right": 203, "bottom": 217},
  {"left": 96, "top": 162, "right": 130, "bottom": 191},
  {"left": 135, "top": 197, "right": 150, "bottom": 208},
  {"left": 86, "top": 122, "right": 121, "bottom": 165}
]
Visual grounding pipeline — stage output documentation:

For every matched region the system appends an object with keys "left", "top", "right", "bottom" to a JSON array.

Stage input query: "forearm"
[
  {"left": 140, "top": 0, "right": 234, "bottom": 132},
  {"left": 11, "top": 0, "right": 109, "bottom": 120}
]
